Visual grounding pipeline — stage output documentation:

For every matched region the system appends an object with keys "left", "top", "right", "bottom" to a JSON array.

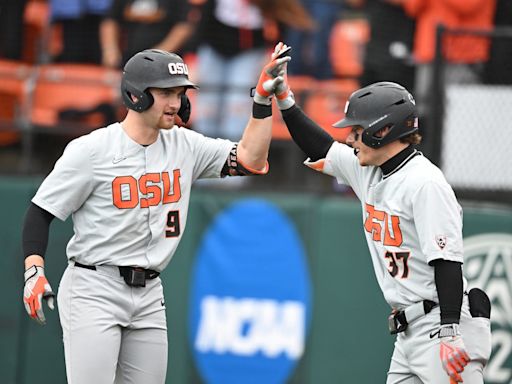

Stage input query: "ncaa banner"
[
  {"left": 188, "top": 199, "right": 312, "bottom": 384},
  {"left": 464, "top": 233, "right": 512, "bottom": 384}
]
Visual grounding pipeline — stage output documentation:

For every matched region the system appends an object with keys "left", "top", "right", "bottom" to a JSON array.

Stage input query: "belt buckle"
[
  {"left": 388, "top": 311, "right": 407, "bottom": 335},
  {"left": 127, "top": 268, "right": 146, "bottom": 287}
]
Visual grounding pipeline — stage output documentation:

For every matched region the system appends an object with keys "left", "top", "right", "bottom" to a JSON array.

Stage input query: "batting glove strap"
[
  {"left": 23, "top": 265, "right": 55, "bottom": 325},
  {"left": 437, "top": 323, "right": 461, "bottom": 338},
  {"left": 439, "top": 327, "right": 470, "bottom": 383},
  {"left": 276, "top": 87, "right": 295, "bottom": 110}
]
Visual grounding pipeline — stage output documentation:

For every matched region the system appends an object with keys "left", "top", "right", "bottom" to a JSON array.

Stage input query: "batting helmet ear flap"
[
  {"left": 121, "top": 79, "right": 154, "bottom": 112},
  {"left": 177, "top": 94, "right": 191, "bottom": 123}
]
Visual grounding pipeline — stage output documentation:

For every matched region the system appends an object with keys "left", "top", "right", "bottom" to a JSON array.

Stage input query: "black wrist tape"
[{"left": 252, "top": 102, "right": 272, "bottom": 119}]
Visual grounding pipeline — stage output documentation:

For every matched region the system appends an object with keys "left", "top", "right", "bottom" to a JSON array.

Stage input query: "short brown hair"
[{"left": 400, "top": 132, "right": 422, "bottom": 145}]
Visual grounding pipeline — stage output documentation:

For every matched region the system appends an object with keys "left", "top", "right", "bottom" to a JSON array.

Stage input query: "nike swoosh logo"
[
  {"left": 112, "top": 156, "right": 126, "bottom": 164},
  {"left": 429, "top": 330, "right": 440, "bottom": 339}
]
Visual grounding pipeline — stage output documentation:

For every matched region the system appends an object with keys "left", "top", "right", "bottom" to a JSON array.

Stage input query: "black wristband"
[{"left": 252, "top": 102, "right": 272, "bottom": 119}]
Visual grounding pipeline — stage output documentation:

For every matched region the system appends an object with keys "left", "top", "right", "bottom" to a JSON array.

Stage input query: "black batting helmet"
[
  {"left": 333, "top": 82, "right": 418, "bottom": 148},
  {"left": 121, "top": 49, "right": 198, "bottom": 112}
]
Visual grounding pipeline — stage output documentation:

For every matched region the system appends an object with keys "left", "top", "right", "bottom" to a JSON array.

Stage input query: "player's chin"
[
  {"left": 355, "top": 151, "right": 370, "bottom": 166},
  {"left": 353, "top": 148, "right": 364, "bottom": 165},
  {"left": 158, "top": 115, "right": 176, "bottom": 129}
]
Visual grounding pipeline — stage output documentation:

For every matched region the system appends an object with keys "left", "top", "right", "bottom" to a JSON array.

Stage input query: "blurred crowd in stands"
[{"left": 0, "top": 0, "right": 510, "bottom": 187}]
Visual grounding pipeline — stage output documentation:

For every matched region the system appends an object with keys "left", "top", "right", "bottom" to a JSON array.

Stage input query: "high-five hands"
[
  {"left": 253, "top": 42, "right": 291, "bottom": 106},
  {"left": 262, "top": 42, "right": 295, "bottom": 110},
  {"left": 23, "top": 265, "right": 55, "bottom": 325}
]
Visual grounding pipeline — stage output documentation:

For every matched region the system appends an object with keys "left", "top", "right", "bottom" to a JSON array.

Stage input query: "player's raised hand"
[
  {"left": 273, "top": 53, "right": 295, "bottom": 111},
  {"left": 23, "top": 265, "right": 55, "bottom": 325},
  {"left": 437, "top": 324, "right": 470, "bottom": 382},
  {"left": 253, "top": 42, "right": 291, "bottom": 106}
]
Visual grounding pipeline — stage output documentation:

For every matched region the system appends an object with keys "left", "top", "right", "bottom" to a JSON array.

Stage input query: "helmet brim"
[
  {"left": 332, "top": 117, "right": 357, "bottom": 128},
  {"left": 150, "top": 78, "right": 199, "bottom": 90}
]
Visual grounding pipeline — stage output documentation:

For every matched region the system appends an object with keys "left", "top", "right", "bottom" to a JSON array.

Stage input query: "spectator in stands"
[
  {"left": 483, "top": 0, "right": 512, "bottom": 85},
  {"left": 100, "top": 0, "right": 195, "bottom": 68},
  {"left": 190, "top": 0, "right": 267, "bottom": 140},
  {"left": 401, "top": 0, "right": 497, "bottom": 117},
  {"left": 284, "top": 0, "right": 341, "bottom": 79},
  {"left": 50, "top": 0, "right": 112, "bottom": 64},
  {"left": 356, "top": 0, "right": 415, "bottom": 91},
  {"left": 192, "top": 0, "right": 313, "bottom": 140},
  {"left": 0, "top": 0, "right": 28, "bottom": 60}
]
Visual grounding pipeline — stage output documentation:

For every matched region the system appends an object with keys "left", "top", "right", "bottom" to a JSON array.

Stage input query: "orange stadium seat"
[
  {"left": 304, "top": 79, "right": 359, "bottom": 142},
  {"left": 29, "top": 64, "right": 122, "bottom": 133},
  {"left": 329, "top": 17, "right": 370, "bottom": 79},
  {"left": 0, "top": 59, "right": 34, "bottom": 145}
]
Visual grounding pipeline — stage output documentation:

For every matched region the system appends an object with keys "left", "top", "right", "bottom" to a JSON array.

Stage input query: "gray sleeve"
[
  {"left": 412, "top": 180, "right": 464, "bottom": 264},
  {"left": 189, "top": 132, "right": 234, "bottom": 180},
  {"left": 32, "top": 138, "right": 95, "bottom": 221},
  {"left": 321, "top": 142, "right": 363, "bottom": 197}
]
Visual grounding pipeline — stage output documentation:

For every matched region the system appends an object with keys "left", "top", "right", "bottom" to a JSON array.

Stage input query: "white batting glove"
[
  {"left": 437, "top": 324, "right": 470, "bottom": 382},
  {"left": 253, "top": 42, "right": 291, "bottom": 106},
  {"left": 274, "top": 63, "right": 295, "bottom": 110},
  {"left": 23, "top": 265, "right": 55, "bottom": 325}
]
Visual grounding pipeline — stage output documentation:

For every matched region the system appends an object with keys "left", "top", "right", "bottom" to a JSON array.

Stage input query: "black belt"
[
  {"left": 389, "top": 300, "right": 437, "bottom": 334},
  {"left": 74, "top": 262, "right": 160, "bottom": 287}
]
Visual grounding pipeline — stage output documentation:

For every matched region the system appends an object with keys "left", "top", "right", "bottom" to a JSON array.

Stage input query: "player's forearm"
[
  {"left": 432, "top": 259, "right": 463, "bottom": 324},
  {"left": 237, "top": 115, "right": 273, "bottom": 171},
  {"left": 154, "top": 22, "right": 194, "bottom": 53},
  {"left": 281, "top": 104, "right": 334, "bottom": 161},
  {"left": 22, "top": 203, "right": 55, "bottom": 263},
  {"left": 25, "top": 255, "right": 45, "bottom": 269},
  {"left": 101, "top": 19, "right": 119, "bottom": 48},
  {"left": 100, "top": 19, "right": 121, "bottom": 66}
]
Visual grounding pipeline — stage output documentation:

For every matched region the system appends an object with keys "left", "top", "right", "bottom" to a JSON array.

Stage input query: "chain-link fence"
[
  {"left": 424, "top": 26, "right": 512, "bottom": 205},
  {"left": 1, "top": 7, "right": 511, "bottom": 205}
]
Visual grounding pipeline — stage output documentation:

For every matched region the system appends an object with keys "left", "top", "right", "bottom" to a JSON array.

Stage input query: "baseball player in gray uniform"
[
  {"left": 21, "top": 44, "right": 291, "bottom": 383},
  {"left": 268, "top": 63, "right": 492, "bottom": 382}
]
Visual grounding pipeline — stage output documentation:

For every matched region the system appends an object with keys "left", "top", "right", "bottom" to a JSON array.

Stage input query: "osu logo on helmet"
[{"left": 168, "top": 63, "right": 188, "bottom": 75}]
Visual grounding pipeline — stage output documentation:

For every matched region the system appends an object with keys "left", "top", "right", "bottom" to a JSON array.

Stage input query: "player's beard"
[{"left": 158, "top": 113, "right": 176, "bottom": 130}]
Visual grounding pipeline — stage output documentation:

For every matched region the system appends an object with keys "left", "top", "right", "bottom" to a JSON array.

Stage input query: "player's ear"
[
  {"left": 129, "top": 92, "right": 139, "bottom": 103},
  {"left": 375, "top": 125, "right": 392, "bottom": 138}
]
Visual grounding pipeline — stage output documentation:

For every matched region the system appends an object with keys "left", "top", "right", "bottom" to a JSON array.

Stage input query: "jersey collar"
[{"left": 380, "top": 145, "right": 420, "bottom": 179}]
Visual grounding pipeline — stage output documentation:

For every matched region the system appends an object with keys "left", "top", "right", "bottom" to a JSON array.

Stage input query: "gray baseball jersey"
[
  {"left": 33, "top": 122, "right": 234, "bottom": 384},
  {"left": 310, "top": 142, "right": 465, "bottom": 309},
  {"left": 306, "top": 142, "right": 491, "bottom": 383},
  {"left": 33, "top": 122, "right": 233, "bottom": 271}
]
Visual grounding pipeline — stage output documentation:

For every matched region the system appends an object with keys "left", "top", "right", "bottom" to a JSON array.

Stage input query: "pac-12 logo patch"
[
  {"left": 188, "top": 199, "right": 312, "bottom": 384},
  {"left": 464, "top": 233, "right": 512, "bottom": 384},
  {"left": 436, "top": 235, "right": 447, "bottom": 250}
]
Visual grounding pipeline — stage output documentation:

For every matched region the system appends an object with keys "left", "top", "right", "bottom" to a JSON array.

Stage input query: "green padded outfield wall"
[{"left": 1, "top": 177, "right": 511, "bottom": 384}]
